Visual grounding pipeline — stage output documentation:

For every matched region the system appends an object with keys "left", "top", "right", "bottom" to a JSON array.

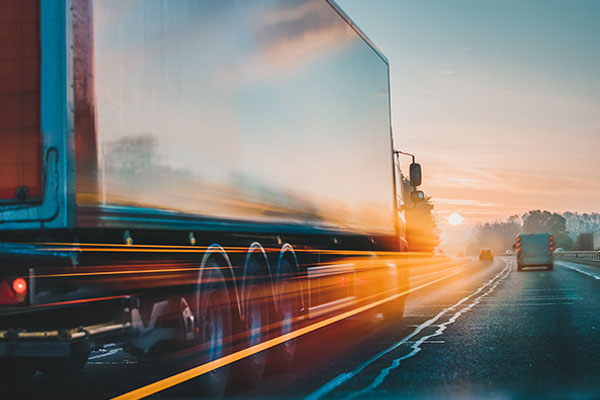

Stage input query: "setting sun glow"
[{"left": 448, "top": 213, "right": 464, "bottom": 226}]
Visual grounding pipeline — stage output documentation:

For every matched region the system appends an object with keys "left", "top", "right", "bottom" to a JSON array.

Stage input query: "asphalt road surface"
[{"left": 23, "top": 257, "right": 600, "bottom": 399}]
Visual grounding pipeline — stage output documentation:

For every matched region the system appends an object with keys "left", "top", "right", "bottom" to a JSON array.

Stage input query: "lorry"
[
  {"left": 0, "top": 0, "right": 423, "bottom": 396},
  {"left": 516, "top": 233, "right": 554, "bottom": 271}
]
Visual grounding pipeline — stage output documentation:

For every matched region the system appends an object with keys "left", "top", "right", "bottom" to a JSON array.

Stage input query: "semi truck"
[{"left": 0, "top": 0, "right": 422, "bottom": 395}]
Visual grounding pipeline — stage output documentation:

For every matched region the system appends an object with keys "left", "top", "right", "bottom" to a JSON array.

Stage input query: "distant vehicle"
[
  {"left": 479, "top": 248, "right": 494, "bottom": 262},
  {"left": 594, "top": 232, "right": 600, "bottom": 251},
  {"left": 505, "top": 250, "right": 513, "bottom": 256},
  {"left": 553, "top": 247, "right": 565, "bottom": 255},
  {"left": 516, "top": 233, "right": 554, "bottom": 271}
]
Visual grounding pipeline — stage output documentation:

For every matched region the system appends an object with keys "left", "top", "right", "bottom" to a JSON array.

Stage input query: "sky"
[{"left": 336, "top": 0, "right": 600, "bottom": 242}]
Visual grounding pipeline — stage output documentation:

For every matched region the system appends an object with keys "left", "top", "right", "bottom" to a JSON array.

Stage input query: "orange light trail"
[
  {"left": 35, "top": 242, "right": 420, "bottom": 257},
  {"left": 110, "top": 260, "right": 473, "bottom": 400}
]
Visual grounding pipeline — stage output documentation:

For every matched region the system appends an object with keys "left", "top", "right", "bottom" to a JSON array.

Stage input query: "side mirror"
[
  {"left": 410, "top": 190, "right": 425, "bottom": 203},
  {"left": 409, "top": 163, "right": 422, "bottom": 187}
]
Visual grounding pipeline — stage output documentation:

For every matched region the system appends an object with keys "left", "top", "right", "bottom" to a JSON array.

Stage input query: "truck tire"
[
  {"left": 237, "top": 255, "right": 271, "bottom": 387},
  {"left": 270, "top": 257, "right": 300, "bottom": 370},
  {"left": 192, "top": 263, "right": 232, "bottom": 398}
]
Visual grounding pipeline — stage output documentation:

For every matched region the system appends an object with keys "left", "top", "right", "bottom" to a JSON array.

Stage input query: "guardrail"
[{"left": 556, "top": 251, "right": 600, "bottom": 262}]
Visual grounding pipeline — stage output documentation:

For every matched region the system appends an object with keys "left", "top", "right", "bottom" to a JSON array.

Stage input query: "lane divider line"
[
  {"left": 346, "top": 261, "right": 512, "bottom": 400},
  {"left": 111, "top": 260, "right": 477, "bottom": 400},
  {"left": 305, "top": 261, "right": 511, "bottom": 400},
  {"left": 555, "top": 261, "right": 600, "bottom": 280}
]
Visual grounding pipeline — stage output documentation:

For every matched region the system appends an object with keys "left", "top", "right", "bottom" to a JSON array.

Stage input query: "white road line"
[
  {"left": 556, "top": 261, "right": 600, "bottom": 280},
  {"left": 304, "top": 261, "right": 512, "bottom": 400},
  {"left": 346, "top": 262, "right": 511, "bottom": 400},
  {"left": 88, "top": 361, "right": 137, "bottom": 365},
  {"left": 88, "top": 348, "right": 121, "bottom": 360},
  {"left": 476, "top": 302, "right": 574, "bottom": 306}
]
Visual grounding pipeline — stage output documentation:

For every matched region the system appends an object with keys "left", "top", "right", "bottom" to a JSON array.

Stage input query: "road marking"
[
  {"left": 384, "top": 340, "right": 446, "bottom": 344},
  {"left": 89, "top": 348, "right": 121, "bottom": 360},
  {"left": 476, "top": 302, "right": 574, "bottom": 306},
  {"left": 88, "top": 361, "right": 137, "bottom": 365},
  {"left": 111, "top": 260, "right": 477, "bottom": 400},
  {"left": 556, "top": 261, "right": 600, "bottom": 280},
  {"left": 305, "top": 261, "right": 511, "bottom": 400}
]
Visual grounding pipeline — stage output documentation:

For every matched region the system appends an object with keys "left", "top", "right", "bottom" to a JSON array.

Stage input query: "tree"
[
  {"left": 562, "top": 212, "right": 600, "bottom": 240},
  {"left": 522, "top": 210, "right": 574, "bottom": 250},
  {"left": 467, "top": 217, "right": 521, "bottom": 255},
  {"left": 575, "top": 233, "right": 594, "bottom": 251},
  {"left": 405, "top": 195, "right": 440, "bottom": 253}
]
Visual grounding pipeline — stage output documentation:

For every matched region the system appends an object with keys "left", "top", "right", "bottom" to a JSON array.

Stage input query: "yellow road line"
[{"left": 111, "top": 261, "right": 472, "bottom": 400}]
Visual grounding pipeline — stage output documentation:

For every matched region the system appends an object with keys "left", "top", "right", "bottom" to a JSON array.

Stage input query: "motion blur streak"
[
  {"left": 111, "top": 257, "right": 474, "bottom": 400},
  {"left": 36, "top": 242, "right": 423, "bottom": 256}
]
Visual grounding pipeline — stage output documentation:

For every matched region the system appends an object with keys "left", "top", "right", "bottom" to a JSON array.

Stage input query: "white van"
[{"left": 516, "top": 233, "right": 554, "bottom": 271}]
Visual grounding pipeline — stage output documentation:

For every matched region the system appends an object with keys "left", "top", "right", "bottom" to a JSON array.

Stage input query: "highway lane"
[
  {"left": 233, "top": 257, "right": 600, "bottom": 399},
  {"left": 21, "top": 257, "right": 600, "bottom": 399}
]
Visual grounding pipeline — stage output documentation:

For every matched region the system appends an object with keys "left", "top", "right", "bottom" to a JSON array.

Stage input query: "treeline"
[
  {"left": 405, "top": 194, "right": 440, "bottom": 253},
  {"left": 467, "top": 210, "right": 600, "bottom": 254},
  {"left": 402, "top": 178, "right": 440, "bottom": 253}
]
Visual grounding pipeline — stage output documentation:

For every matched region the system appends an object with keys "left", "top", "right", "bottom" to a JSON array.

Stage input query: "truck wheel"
[
  {"left": 237, "top": 256, "right": 270, "bottom": 387},
  {"left": 37, "top": 343, "right": 90, "bottom": 375},
  {"left": 193, "top": 264, "right": 232, "bottom": 397},
  {"left": 270, "top": 257, "right": 300, "bottom": 370}
]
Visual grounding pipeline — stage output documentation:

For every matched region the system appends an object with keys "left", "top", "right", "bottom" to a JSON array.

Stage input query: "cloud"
[
  {"left": 445, "top": 177, "right": 481, "bottom": 184},
  {"left": 238, "top": 0, "right": 356, "bottom": 79},
  {"left": 435, "top": 198, "right": 499, "bottom": 207}
]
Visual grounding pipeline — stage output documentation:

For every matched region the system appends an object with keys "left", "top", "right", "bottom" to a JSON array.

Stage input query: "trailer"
[{"left": 0, "top": 0, "right": 422, "bottom": 395}]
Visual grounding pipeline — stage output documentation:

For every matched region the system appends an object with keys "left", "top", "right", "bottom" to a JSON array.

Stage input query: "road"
[{"left": 23, "top": 257, "right": 600, "bottom": 399}]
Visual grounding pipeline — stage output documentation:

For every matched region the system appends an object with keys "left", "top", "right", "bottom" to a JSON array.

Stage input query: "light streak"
[{"left": 110, "top": 259, "right": 474, "bottom": 400}]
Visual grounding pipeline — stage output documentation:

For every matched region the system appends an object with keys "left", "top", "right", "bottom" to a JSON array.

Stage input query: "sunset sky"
[{"left": 337, "top": 0, "right": 600, "bottom": 237}]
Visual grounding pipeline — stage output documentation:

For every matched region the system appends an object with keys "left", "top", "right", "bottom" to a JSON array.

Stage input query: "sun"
[{"left": 448, "top": 213, "right": 464, "bottom": 226}]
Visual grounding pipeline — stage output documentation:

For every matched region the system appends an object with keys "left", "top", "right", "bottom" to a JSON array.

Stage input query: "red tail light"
[
  {"left": 12, "top": 278, "right": 27, "bottom": 295},
  {"left": 0, "top": 278, "right": 27, "bottom": 305}
]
